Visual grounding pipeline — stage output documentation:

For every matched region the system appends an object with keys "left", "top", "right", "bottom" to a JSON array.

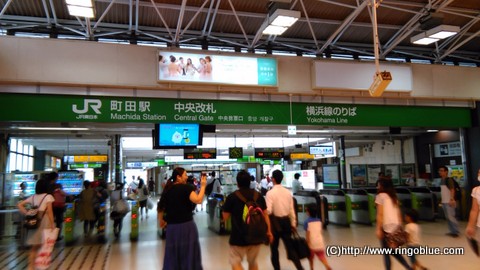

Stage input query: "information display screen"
[
  {"left": 254, "top": 148, "right": 285, "bottom": 159},
  {"left": 154, "top": 123, "right": 201, "bottom": 149},
  {"left": 184, "top": 148, "right": 217, "bottom": 159},
  {"left": 57, "top": 171, "right": 84, "bottom": 195},
  {"left": 322, "top": 164, "right": 340, "bottom": 189}
]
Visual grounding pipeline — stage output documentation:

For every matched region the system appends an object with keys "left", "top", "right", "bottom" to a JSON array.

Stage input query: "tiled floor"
[{"left": 1, "top": 206, "right": 479, "bottom": 270}]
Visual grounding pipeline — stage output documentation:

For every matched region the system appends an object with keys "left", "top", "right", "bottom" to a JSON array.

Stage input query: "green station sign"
[{"left": 0, "top": 93, "right": 471, "bottom": 128}]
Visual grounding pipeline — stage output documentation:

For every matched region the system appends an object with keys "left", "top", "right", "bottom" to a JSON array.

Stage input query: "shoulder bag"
[{"left": 288, "top": 230, "right": 310, "bottom": 260}]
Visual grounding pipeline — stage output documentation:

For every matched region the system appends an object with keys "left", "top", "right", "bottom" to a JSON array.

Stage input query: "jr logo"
[{"left": 72, "top": 99, "right": 102, "bottom": 114}]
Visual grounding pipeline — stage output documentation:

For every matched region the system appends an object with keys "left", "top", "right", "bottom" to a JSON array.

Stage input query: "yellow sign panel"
[
  {"left": 290, "top": 153, "right": 315, "bottom": 160},
  {"left": 73, "top": 155, "right": 108, "bottom": 163}
]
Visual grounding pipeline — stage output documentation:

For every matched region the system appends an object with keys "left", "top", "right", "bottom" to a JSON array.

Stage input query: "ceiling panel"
[{"left": 0, "top": 0, "right": 477, "bottom": 62}]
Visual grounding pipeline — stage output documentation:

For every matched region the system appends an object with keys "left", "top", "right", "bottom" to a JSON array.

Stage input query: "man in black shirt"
[{"left": 223, "top": 170, "right": 273, "bottom": 270}]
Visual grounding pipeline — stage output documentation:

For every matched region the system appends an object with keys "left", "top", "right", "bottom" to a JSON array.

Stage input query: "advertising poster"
[
  {"left": 367, "top": 164, "right": 382, "bottom": 186},
  {"left": 384, "top": 164, "right": 400, "bottom": 185},
  {"left": 351, "top": 164, "right": 367, "bottom": 187},
  {"left": 158, "top": 51, "right": 278, "bottom": 86},
  {"left": 400, "top": 164, "right": 415, "bottom": 185}
]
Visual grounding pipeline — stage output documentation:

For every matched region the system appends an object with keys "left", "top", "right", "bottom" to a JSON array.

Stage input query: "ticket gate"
[
  {"left": 294, "top": 190, "right": 328, "bottom": 228},
  {"left": 428, "top": 186, "right": 443, "bottom": 219},
  {"left": 319, "top": 189, "right": 351, "bottom": 226},
  {"left": 395, "top": 188, "right": 413, "bottom": 214},
  {"left": 64, "top": 203, "right": 75, "bottom": 245},
  {"left": 207, "top": 193, "right": 230, "bottom": 234},
  {"left": 408, "top": 187, "right": 436, "bottom": 221},
  {"left": 346, "top": 189, "right": 375, "bottom": 225}
]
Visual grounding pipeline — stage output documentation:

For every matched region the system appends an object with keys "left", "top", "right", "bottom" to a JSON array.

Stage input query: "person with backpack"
[
  {"left": 17, "top": 178, "right": 56, "bottom": 270},
  {"left": 266, "top": 169, "right": 305, "bottom": 270},
  {"left": 222, "top": 170, "right": 273, "bottom": 270},
  {"left": 438, "top": 165, "right": 460, "bottom": 237}
]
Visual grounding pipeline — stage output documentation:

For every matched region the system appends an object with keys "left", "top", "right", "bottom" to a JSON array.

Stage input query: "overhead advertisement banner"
[
  {"left": 0, "top": 93, "right": 471, "bottom": 128},
  {"left": 158, "top": 50, "right": 278, "bottom": 87}
]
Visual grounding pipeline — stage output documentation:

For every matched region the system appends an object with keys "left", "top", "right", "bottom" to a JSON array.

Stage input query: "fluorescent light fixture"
[
  {"left": 271, "top": 14, "right": 299, "bottom": 27},
  {"left": 67, "top": 5, "right": 94, "bottom": 18},
  {"left": 411, "top": 24, "right": 459, "bottom": 45},
  {"left": 411, "top": 32, "right": 439, "bottom": 45},
  {"left": 263, "top": 25, "right": 288, "bottom": 35},
  {"left": 262, "top": 8, "right": 300, "bottom": 35},
  {"left": 14, "top": 127, "right": 90, "bottom": 131},
  {"left": 427, "top": 129, "right": 439, "bottom": 132},
  {"left": 66, "top": 0, "right": 92, "bottom": 7},
  {"left": 426, "top": 24, "right": 460, "bottom": 39}
]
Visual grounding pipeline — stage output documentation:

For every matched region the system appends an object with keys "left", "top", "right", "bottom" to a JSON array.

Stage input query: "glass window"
[
  {"left": 10, "top": 138, "right": 17, "bottom": 152},
  {"left": 17, "top": 140, "right": 23, "bottom": 152},
  {"left": 22, "top": 155, "right": 29, "bottom": 171},
  {"left": 16, "top": 154, "right": 22, "bottom": 171},
  {"left": 9, "top": 153, "right": 16, "bottom": 171},
  {"left": 8, "top": 138, "right": 35, "bottom": 172}
]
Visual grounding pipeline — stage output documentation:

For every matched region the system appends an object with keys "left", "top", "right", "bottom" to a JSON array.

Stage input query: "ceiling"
[
  {"left": 0, "top": 0, "right": 476, "bottom": 162},
  {"left": 0, "top": 0, "right": 479, "bottom": 64}
]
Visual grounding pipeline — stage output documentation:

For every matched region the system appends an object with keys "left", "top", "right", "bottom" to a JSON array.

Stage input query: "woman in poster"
[
  {"left": 197, "top": 58, "right": 207, "bottom": 78},
  {"left": 168, "top": 55, "right": 180, "bottom": 77},
  {"left": 185, "top": 58, "right": 197, "bottom": 78},
  {"left": 204, "top": 56, "right": 213, "bottom": 80}
]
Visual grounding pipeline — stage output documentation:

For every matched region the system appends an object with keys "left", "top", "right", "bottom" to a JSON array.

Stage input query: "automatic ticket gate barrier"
[
  {"left": 408, "top": 187, "right": 435, "bottom": 221},
  {"left": 207, "top": 193, "right": 231, "bottom": 234},
  {"left": 294, "top": 190, "right": 328, "bottom": 228},
  {"left": 96, "top": 202, "right": 107, "bottom": 242},
  {"left": 395, "top": 188, "right": 413, "bottom": 214},
  {"left": 64, "top": 203, "right": 75, "bottom": 245},
  {"left": 130, "top": 200, "right": 139, "bottom": 241},
  {"left": 428, "top": 186, "right": 443, "bottom": 219},
  {"left": 346, "top": 189, "right": 375, "bottom": 225},
  {"left": 319, "top": 189, "right": 351, "bottom": 226}
]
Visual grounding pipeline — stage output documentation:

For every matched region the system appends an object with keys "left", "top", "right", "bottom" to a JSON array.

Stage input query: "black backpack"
[
  {"left": 449, "top": 178, "right": 461, "bottom": 201},
  {"left": 205, "top": 179, "right": 216, "bottom": 195},
  {"left": 235, "top": 191, "right": 268, "bottom": 245},
  {"left": 23, "top": 194, "right": 47, "bottom": 230}
]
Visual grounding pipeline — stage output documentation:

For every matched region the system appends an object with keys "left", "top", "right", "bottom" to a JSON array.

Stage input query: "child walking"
[
  {"left": 404, "top": 209, "right": 428, "bottom": 270},
  {"left": 303, "top": 203, "right": 332, "bottom": 270}
]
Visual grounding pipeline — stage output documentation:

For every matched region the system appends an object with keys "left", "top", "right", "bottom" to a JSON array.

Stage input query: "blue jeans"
[{"left": 442, "top": 202, "right": 459, "bottom": 235}]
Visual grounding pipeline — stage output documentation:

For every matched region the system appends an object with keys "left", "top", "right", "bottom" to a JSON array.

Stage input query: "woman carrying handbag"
[{"left": 375, "top": 178, "right": 412, "bottom": 270}]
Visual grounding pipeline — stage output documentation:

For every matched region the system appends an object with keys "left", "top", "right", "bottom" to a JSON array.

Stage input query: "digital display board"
[
  {"left": 184, "top": 148, "right": 217, "bottom": 159},
  {"left": 254, "top": 148, "right": 284, "bottom": 159},
  {"left": 229, "top": 147, "right": 243, "bottom": 159}
]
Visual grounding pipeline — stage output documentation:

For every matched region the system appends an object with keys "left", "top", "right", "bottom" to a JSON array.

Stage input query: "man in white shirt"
[
  {"left": 260, "top": 175, "right": 269, "bottom": 196},
  {"left": 292, "top": 173, "right": 302, "bottom": 195},
  {"left": 266, "top": 170, "right": 304, "bottom": 270}
]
